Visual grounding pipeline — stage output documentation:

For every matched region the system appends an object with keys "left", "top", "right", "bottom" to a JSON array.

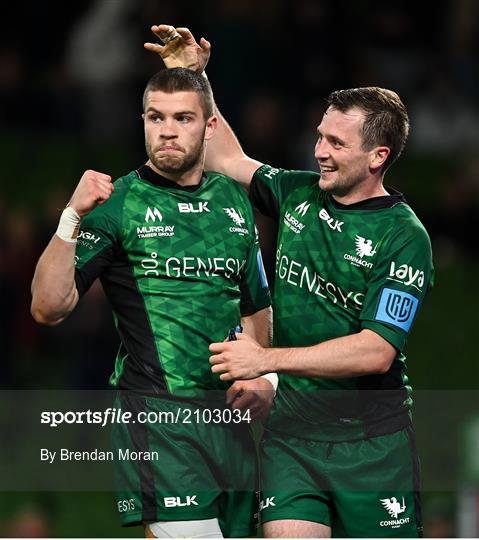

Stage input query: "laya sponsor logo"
[
  {"left": 319, "top": 207, "right": 344, "bottom": 232},
  {"left": 163, "top": 495, "right": 198, "bottom": 508},
  {"left": 284, "top": 201, "right": 310, "bottom": 234},
  {"left": 379, "top": 496, "right": 410, "bottom": 529},
  {"left": 375, "top": 287, "right": 419, "bottom": 332},
  {"left": 223, "top": 207, "right": 249, "bottom": 235},
  {"left": 137, "top": 207, "right": 175, "bottom": 238},
  {"left": 178, "top": 202, "right": 210, "bottom": 213},
  {"left": 387, "top": 261, "right": 425, "bottom": 291},
  {"left": 343, "top": 235, "right": 378, "bottom": 269}
]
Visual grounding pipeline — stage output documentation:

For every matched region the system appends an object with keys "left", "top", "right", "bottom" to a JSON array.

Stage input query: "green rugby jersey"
[
  {"left": 250, "top": 164, "right": 434, "bottom": 441},
  {"left": 74, "top": 165, "right": 270, "bottom": 396}
]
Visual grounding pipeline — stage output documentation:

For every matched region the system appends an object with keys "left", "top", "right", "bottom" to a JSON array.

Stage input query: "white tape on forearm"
[
  {"left": 261, "top": 372, "right": 278, "bottom": 392},
  {"left": 56, "top": 207, "right": 81, "bottom": 243}
]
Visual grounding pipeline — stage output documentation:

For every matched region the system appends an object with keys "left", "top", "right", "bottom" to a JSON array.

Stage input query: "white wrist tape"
[
  {"left": 56, "top": 207, "right": 81, "bottom": 243},
  {"left": 261, "top": 372, "right": 278, "bottom": 392}
]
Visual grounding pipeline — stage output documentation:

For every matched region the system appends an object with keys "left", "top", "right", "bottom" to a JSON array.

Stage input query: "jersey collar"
[
  {"left": 329, "top": 187, "right": 407, "bottom": 210},
  {"left": 136, "top": 164, "right": 206, "bottom": 192}
]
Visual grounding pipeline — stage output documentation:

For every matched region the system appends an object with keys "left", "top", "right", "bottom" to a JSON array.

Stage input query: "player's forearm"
[
  {"left": 31, "top": 235, "right": 79, "bottom": 325},
  {"left": 262, "top": 329, "right": 396, "bottom": 378},
  {"left": 205, "top": 105, "right": 263, "bottom": 190},
  {"left": 241, "top": 306, "right": 272, "bottom": 348}
]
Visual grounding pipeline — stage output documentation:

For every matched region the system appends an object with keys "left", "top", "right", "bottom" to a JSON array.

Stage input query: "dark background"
[{"left": 0, "top": 0, "right": 478, "bottom": 536}]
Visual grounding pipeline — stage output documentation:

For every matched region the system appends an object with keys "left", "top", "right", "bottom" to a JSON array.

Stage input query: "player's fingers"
[
  {"left": 211, "top": 363, "right": 226, "bottom": 375},
  {"left": 219, "top": 372, "right": 233, "bottom": 382},
  {"left": 199, "top": 37, "right": 211, "bottom": 52},
  {"left": 144, "top": 42, "right": 165, "bottom": 53},
  {"left": 230, "top": 391, "right": 255, "bottom": 411},
  {"left": 226, "top": 382, "right": 243, "bottom": 405},
  {"left": 209, "top": 354, "right": 224, "bottom": 367},
  {"left": 151, "top": 24, "right": 175, "bottom": 37},
  {"left": 175, "top": 27, "right": 196, "bottom": 44},
  {"left": 209, "top": 342, "right": 227, "bottom": 353}
]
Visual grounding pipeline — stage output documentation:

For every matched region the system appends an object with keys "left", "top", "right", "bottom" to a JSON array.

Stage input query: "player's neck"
[
  {"left": 332, "top": 178, "right": 388, "bottom": 205},
  {"left": 146, "top": 160, "right": 204, "bottom": 187}
]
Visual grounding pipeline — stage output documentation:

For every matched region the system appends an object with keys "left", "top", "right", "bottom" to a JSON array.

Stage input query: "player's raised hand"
[
  {"left": 68, "top": 170, "right": 114, "bottom": 217},
  {"left": 144, "top": 24, "right": 211, "bottom": 72}
]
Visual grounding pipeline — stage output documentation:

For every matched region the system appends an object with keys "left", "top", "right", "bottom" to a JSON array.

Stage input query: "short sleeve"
[
  {"left": 250, "top": 164, "right": 319, "bottom": 221},
  {"left": 360, "top": 220, "right": 434, "bottom": 352},
  {"left": 74, "top": 196, "right": 122, "bottom": 297}
]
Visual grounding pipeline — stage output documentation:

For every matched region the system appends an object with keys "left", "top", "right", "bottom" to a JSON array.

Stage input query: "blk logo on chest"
[{"left": 178, "top": 202, "right": 210, "bottom": 213}]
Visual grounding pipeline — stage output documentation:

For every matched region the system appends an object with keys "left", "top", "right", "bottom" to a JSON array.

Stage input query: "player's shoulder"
[
  {"left": 255, "top": 164, "right": 320, "bottom": 184},
  {"left": 205, "top": 170, "right": 250, "bottom": 199},
  {"left": 112, "top": 170, "right": 138, "bottom": 191},
  {"left": 387, "top": 201, "right": 432, "bottom": 247}
]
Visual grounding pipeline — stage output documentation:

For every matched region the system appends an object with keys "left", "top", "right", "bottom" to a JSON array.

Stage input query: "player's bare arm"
[
  {"left": 31, "top": 170, "right": 113, "bottom": 325},
  {"left": 226, "top": 306, "right": 275, "bottom": 421},
  {"left": 145, "top": 24, "right": 263, "bottom": 190},
  {"left": 209, "top": 329, "right": 396, "bottom": 381}
]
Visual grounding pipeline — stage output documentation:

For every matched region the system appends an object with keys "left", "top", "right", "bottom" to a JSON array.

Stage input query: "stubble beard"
[
  {"left": 146, "top": 136, "right": 205, "bottom": 176},
  {"left": 319, "top": 167, "right": 367, "bottom": 198}
]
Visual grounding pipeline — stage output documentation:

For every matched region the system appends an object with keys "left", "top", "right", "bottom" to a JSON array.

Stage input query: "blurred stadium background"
[{"left": 0, "top": 0, "right": 478, "bottom": 536}]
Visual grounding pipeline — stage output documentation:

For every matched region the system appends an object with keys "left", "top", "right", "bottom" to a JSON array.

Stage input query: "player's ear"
[
  {"left": 204, "top": 114, "right": 218, "bottom": 140},
  {"left": 369, "top": 146, "right": 389, "bottom": 170}
]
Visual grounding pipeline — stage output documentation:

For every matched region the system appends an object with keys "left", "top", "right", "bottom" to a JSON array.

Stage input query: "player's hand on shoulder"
[
  {"left": 144, "top": 24, "right": 210, "bottom": 72},
  {"left": 68, "top": 169, "right": 114, "bottom": 217}
]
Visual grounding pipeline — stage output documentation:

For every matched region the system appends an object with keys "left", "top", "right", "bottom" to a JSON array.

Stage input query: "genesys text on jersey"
[
  {"left": 276, "top": 244, "right": 365, "bottom": 311},
  {"left": 41, "top": 407, "right": 251, "bottom": 428},
  {"left": 141, "top": 253, "right": 247, "bottom": 279}
]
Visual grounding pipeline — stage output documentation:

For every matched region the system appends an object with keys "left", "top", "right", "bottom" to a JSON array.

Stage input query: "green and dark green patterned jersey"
[
  {"left": 74, "top": 165, "right": 270, "bottom": 396},
  {"left": 250, "top": 164, "right": 434, "bottom": 441}
]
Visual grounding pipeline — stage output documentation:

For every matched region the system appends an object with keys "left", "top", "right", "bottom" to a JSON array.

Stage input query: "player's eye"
[
  {"left": 177, "top": 115, "right": 192, "bottom": 123},
  {"left": 149, "top": 114, "right": 162, "bottom": 123}
]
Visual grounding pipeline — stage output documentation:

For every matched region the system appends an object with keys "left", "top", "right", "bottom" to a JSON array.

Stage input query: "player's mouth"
[
  {"left": 158, "top": 145, "right": 183, "bottom": 153},
  {"left": 319, "top": 165, "right": 338, "bottom": 176}
]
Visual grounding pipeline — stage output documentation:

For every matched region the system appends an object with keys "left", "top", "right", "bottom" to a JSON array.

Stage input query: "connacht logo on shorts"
[
  {"left": 381, "top": 497, "right": 406, "bottom": 519},
  {"left": 379, "top": 497, "right": 410, "bottom": 529}
]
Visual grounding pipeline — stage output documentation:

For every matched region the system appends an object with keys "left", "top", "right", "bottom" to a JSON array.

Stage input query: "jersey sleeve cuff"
[{"left": 361, "top": 320, "right": 406, "bottom": 352}]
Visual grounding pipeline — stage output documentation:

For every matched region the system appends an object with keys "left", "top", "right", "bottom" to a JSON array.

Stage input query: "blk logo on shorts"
[
  {"left": 163, "top": 495, "right": 199, "bottom": 508},
  {"left": 259, "top": 496, "right": 276, "bottom": 511}
]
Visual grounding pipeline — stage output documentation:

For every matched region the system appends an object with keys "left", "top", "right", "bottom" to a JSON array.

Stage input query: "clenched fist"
[{"left": 68, "top": 170, "right": 114, "bottom": 217}]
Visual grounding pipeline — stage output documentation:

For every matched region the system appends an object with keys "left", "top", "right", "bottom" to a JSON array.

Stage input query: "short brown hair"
[
  {"left": 143, "top": 68, "right": 214, "bottom": 119},
  {"left": 327, "top": 87, "right": 409, "bottom": 172}
]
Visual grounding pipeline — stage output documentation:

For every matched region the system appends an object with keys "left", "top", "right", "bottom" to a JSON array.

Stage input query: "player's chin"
[
  {"left": 318, "top": 176, "right": 336, "bottom": 191},
  {"left": 156, "top": 156, "right": 184, "bottom": 172}
]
